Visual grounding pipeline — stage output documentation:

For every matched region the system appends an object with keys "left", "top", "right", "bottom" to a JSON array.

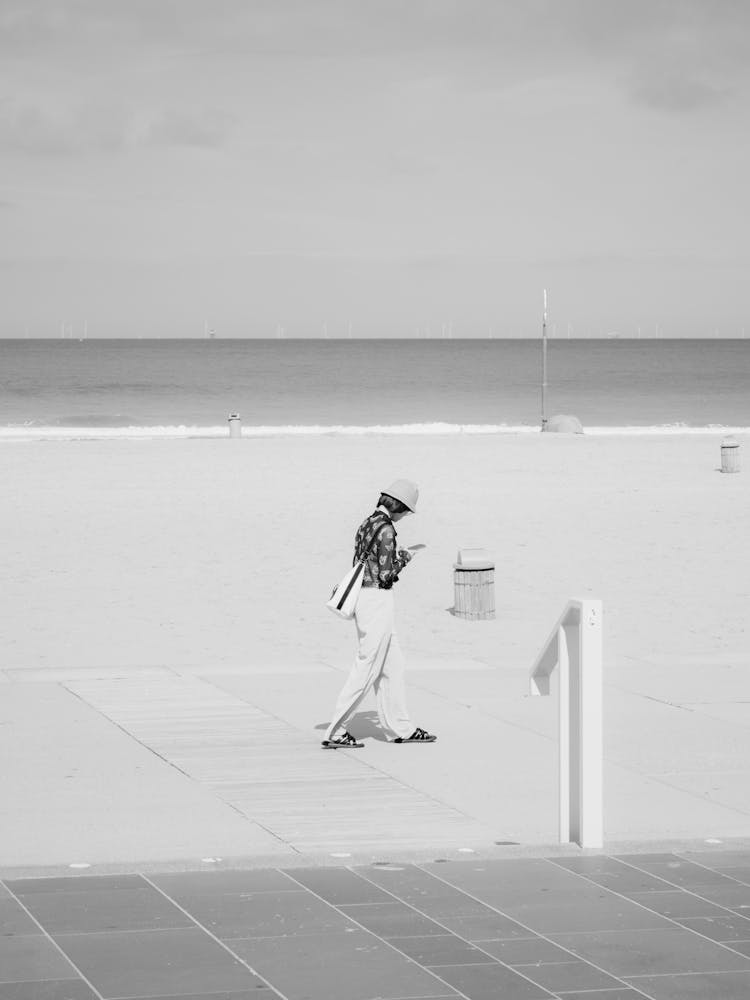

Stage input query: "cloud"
[
  {"left": 586, "top": 0, "right": 750, "bottom": 113},
  {"left": 0, "top": 98, "right": 233, "bottom": 154},
  {"left": 142, "top": 108, "right": 235, "bottom": 148},
  {"left": 0, "top": 100, "right": 131, "bottom": 153},
  {"left": 631, "top": 72, "right": 731, "bottom": 113}
]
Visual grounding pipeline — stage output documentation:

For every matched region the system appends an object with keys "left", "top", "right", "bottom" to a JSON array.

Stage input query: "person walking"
[{"left": 322, "top": 479, "right": 437, "bottom": 749}]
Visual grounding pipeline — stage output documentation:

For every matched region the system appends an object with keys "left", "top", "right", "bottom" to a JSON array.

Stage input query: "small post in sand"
[
  {"left": 541, "top": 289, "right": 548, "bottom": 432},
  {"left": 228, "top": 413, "right": 242, "bottom": 438}
]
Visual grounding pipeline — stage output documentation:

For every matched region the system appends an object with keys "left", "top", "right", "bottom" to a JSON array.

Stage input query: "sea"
[{"left": 1, "top": 338, "right": 748, "bottom": 439}]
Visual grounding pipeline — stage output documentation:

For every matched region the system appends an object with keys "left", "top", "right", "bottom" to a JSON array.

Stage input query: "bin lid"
[{"left": 455, "top": 547, "right": 494, "bottom": 570}]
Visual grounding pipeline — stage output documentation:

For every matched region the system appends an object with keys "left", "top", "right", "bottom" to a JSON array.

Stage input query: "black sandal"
[
  {"left": 394, "top": 727, "right": 437, "bottom": 743},
  {"left": 322, "top": 731, "right": 364, "bottom": 749}
]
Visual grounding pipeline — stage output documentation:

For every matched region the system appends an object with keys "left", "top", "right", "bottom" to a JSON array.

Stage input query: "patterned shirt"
[{"left": 354, "top": 509, "right": 412, "bottom": 589}]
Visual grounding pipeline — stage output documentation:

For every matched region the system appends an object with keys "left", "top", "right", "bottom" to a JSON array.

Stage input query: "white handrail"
[{"left": 529, "top": 599, "right": 603, "bottom": 848}]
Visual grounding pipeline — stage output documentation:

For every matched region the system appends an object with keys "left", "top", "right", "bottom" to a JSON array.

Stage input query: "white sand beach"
[
  {"left": 1, "top": 432, "right": 750, "bottom": 865},
  {"left": 2, "top": 433, "right": 747, "bottom": 676}
]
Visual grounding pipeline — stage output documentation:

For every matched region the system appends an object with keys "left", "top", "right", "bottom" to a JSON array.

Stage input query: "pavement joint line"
[
  {"left": 57, "top": 680, "right": 304, "bottom": 853},
  {"left": 278, "top": 868, "right": 479, "bottom": 1000},
  {"left": 646, "top": 769, "right": 750, "bottom": 775},
  {"left": 60, "top": 681, "right": 197, "bottom": 784},
  {"left": 546, "top": 855, "right": 750, "bottom": 962},
  {"left": 404, "top": 674, "right": 559, "bottom": 745},
  {"left": 602, "top": 759, "right": 750, "bottom": 821},
  {"left": 0, "top": 879, "right": 106, "bottom": 1000},
  {"left": 139, "top": 871, "right": 290, "bottom": 1000},
  {"left": 346, "top": 866, "right": 583, "bottom": 1000},
  {"left": 406, "top": 670, "right": 750, "bottom": 823},
  {"left": 408, "top": 861, "right": 655, "bottom": 1000},
  {"left": 626, "top": 969, "right": 750, "bottom": 978},
  {"left": 674, "top": 850, "right": 750, "bottom": 890}
]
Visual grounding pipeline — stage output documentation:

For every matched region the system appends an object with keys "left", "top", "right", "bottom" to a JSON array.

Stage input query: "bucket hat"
[{"left": 382, "top": 478, "right": 419, "bottom": 512}]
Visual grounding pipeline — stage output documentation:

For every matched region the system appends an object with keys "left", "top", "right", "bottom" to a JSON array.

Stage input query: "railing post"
[
  {"left": 578, "top": 601, "right": 603, "bottom": 848},
  {"left": 558, "top": 624, "right": 570, "bottom": 843},
  {"left": 530, "top": 599, "right": 603, "bottom": 849}
]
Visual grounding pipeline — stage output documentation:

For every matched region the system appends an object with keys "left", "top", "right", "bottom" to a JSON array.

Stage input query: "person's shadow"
[{"left": 314, "top": 710, "right": 390, "bottom": 742}]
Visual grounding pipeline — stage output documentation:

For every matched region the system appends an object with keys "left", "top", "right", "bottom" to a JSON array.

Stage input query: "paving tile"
[
  {"left": 427, "top": 858, "right": 583, "bottom": 894},
  {"left": 356, "top": 864, "right": 456, "bottom": 900},
  {"left": 692, "top": 883, "right": 750, "bottom": 912},
  {"left": 625, "top": 970, "right": 750, "bottom": 999},
  {"left": 6, "top": 875, "right": 147, "bottom": 895},
  {"left": 502, "top": 896, "right": 673, "bottom": 934},
  {"left": 229, "top": 930, "right": 455, "bottom": 1000},
  {"left": 623, "top": 889, "right": 735, "bottom": 919},
  {"left": 0, "top": 983, "right": 98, "bottom": 1000},
  {"left": 679, "top": 851, "right": 750, "bottom": 869},
  {"left": 614, "top": 854, "right": 682, "bottom": 863},
  {"left": 425, "top": 880, "right": 619, "bottom": 914},
  {"left": 111, "top": 993, "right": 278, "bottom": 1000},
  {"left": 387, "top": 934, "right": 497, "bottom": 966},
  {"left": 18, "top": 887, "right": 193, "bottom": 934},
  {"left": 282, "top": 866, "right": 392, "bottom": 904},
  {"left": 0, "top": 936, "right": 77, "bottom": 983},
  {"left": 424, "top": 859, "right": 608, "bottom": 908},
  {"left": 428, "top": 911, "right": 532, "bottom": 941},
  {"left": 513, "top": 958, "right": 624, "bottom": 991},
  {"left": 677, "top": 913, "right": 750, "bottom": 942},
  {"left": 150, "top": 868, "right": 296, "bottom": 896},
  {"left": 0, "top": 898, "right": 43, "bottom": 936},
  {"left": 175, "top": 889, "right": 353, "bottom": 938},
  {"left": 358, "top": 866, "right": 531, "bottom": 937},
  {"left": 551, "top": 856, "right": 674, "bottom": 892},
  {"left": 549, "top": 926, "right": 750, "bottom": 976},
  {"left": 338, "top": 902, "right": 447, "bottom": 937},
  {"left": 472, "top": 935, "right": 579, "bottom": 964},
  {"left": 615, "top": 856, "right": 739, "bottom": 889},
  {"left": 708, "top": 867, "right": 750, "bottom": 883},
  {"left": 52, "top": 927, "right": 264, "bottom": 997},
  {"left": 424, "top": 962, "right": 551, "bottom": 999},
  {"left": 555, "top": 991, "right": 643, "bottom": 1000}
]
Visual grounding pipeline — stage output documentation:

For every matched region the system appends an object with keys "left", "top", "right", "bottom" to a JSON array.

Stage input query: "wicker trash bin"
[
  {"left": 721, "top": 436, "right": 740, "bottom": 473},
  {"left": 453, "top": 548, "right": 495, "bottom": 620}
]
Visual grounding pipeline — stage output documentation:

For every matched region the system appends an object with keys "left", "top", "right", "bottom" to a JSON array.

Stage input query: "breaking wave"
[{"left": 1, "top": 422, "right": 748, "bottom": 441}]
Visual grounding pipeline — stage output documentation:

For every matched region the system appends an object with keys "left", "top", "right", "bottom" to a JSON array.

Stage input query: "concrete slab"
[
  {"left": 0, "top": 683, "right": 294, "bottom": 868},
  {"left": 4, "top": 642, "right": 750, "bottom": 871}
]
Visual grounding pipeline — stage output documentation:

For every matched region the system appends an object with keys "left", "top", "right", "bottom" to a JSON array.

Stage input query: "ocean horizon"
[{"left": 1, "top": 338, "right": 748, "bottom": 439}]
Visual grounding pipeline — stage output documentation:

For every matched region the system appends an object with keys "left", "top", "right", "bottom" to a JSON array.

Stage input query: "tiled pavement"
[{"left": 2, "top": 852, "right": 750, "bottom": 1000}]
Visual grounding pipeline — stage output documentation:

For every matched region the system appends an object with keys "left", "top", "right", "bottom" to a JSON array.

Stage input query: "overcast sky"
[{"left": 2, "top": 0, "right": 749, "bottom": 337}]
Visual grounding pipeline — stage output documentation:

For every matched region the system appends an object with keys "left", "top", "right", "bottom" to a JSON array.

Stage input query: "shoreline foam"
[{"left": 2, "top": 422, "right": 749, "bottom": 441}]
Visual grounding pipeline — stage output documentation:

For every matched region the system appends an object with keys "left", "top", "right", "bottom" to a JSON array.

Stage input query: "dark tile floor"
[{"left": 1, "top": 851, "right": 750, "bottom": 999}]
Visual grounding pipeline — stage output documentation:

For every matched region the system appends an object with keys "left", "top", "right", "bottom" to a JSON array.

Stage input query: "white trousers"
[{"left": 325, "top": 587, "right": 415, "bottom": 741}]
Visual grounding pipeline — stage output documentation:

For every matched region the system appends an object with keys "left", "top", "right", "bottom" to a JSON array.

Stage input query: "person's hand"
[{"left": 397, "top": 548, "right": 413, "bottom": 564}]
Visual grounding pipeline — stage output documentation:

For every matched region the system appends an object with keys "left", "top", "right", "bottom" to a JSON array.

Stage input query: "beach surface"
[{"left": 1, "top": 433, "right": 748, "bottom": 868}]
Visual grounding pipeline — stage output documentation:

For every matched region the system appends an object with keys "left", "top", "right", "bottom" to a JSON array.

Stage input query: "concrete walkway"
[{"left": 1, "top": 650, "right": 749, "bottom": 874}]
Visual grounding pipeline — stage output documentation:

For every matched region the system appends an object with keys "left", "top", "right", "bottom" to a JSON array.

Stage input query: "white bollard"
[{"left": 228, "top": 413, "right": 242, "bottom": 438}]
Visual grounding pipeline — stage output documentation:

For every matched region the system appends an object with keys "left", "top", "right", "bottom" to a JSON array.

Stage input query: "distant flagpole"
[{"left": 541, "top": 289, "right": 548, "bottom": 432}]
